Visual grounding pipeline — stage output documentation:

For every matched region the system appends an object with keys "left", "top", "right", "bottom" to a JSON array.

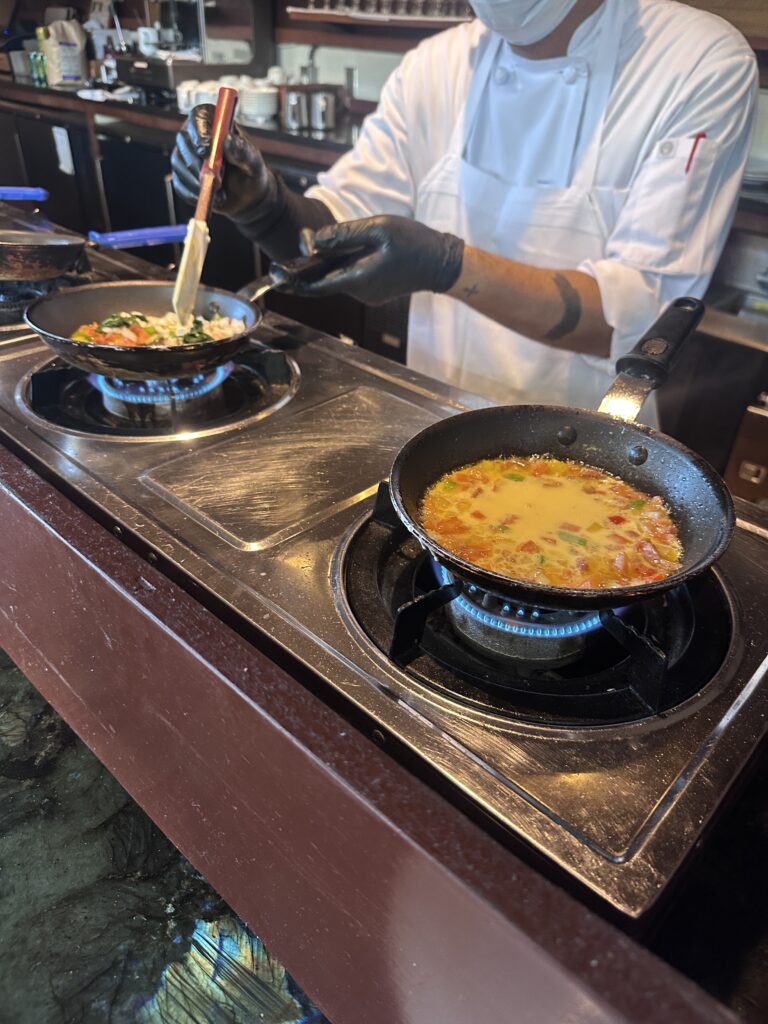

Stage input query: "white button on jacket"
[{"left": 308, "top": 0, "right": 758, "bottom": 413}]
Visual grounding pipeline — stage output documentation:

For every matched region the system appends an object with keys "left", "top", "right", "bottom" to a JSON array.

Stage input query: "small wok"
[
  {"left": 24, "top": 280, "right": 261, "bottom": 381},
  {"left": 390, "top": 298, "right": 735, "bottom": 612},
  {"left": 0, "top": 230, "right": 85, "bottom": 281}
]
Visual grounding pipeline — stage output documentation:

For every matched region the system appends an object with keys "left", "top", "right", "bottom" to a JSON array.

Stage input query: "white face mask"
[{"left": 471, "top": 0, "right": 581, "bottom": 45}]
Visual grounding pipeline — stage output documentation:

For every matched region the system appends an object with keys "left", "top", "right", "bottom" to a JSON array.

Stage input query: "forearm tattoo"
[
  {"left": 462, "top": 282, "right": 480, "bottom": 298},
  {"left": 545, "top": 273, "right": 582, "bottom": 341}
]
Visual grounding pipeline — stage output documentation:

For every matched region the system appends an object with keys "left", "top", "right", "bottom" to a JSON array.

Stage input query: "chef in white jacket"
[{"left": 172, "top": 0, "right": 757, "bottom": 412}]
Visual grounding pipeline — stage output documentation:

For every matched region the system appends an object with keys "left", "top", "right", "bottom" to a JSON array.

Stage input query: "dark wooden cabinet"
[
  {"left": 15, "top": 113, "right": 103, "bottom": 233},
  {"left": 0, "top": 111, "right": 27, "bottom": 186}
]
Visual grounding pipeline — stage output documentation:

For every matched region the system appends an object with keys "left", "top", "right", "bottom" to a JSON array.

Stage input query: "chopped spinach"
[
  {"left": 98, "top": 311, "right": 148, "bottom": 330},
  {"left": 182, "top": 318, "right": 213, "bottom": 345}
]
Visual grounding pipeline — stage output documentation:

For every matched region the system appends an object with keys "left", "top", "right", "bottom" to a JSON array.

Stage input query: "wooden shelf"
[
  {"left": 275, "top": 25, "right": 434, "bottom": 51},
  {"left": 286, "top": 6, "right": 469, "bottom": 30}
]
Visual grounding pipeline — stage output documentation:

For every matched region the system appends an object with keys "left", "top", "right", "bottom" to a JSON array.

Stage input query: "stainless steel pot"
[
  {"left": 283, "top": 90, "right": 309, "bottom": 131},
  {"left": 310, "top": 90, "right": 336, "bottom": 132}
]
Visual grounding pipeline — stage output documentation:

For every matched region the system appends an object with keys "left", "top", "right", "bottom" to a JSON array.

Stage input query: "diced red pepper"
[
  {"left": 470, "top": 510, "right": 486, "bottom": 520},
  {"left": 559, "top": 522, "right": 581, "bottom": 533},
  {"left": 518, "top": 540, "right": 541, "bottom": 553},
  {"left": 608, "top": 515, "right": 626, "bottom": 525}
]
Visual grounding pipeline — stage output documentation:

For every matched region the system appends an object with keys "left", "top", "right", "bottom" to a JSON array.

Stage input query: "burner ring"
[
  {"left": 92, "top": 364, "right": 234, "bottom": 407},
  {"left": 433, "top": 561, "right": 607, "bottom": 665}
]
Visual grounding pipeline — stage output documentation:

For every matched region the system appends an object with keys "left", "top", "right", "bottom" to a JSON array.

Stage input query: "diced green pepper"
[
  {"left": 629, "top": 499, "right": 646, "bottom": 510},
  {"left": 503, "top": 472, "right": 525, "bottom": 482},
  {"left": 493, "top": 524, "right": 510, "bottom": 533},
  {"left": 537, "top": 554, "right": 546, "bottom": 564},
  {"left": 558, "top": 530, "right": 587, "bottom": 547},
  {"left": 442, "top": 480, "right": 458, "bottom": 491}
]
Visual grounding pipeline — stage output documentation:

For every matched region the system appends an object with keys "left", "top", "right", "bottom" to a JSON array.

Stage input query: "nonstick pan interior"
[
  {"left": 390, "top": 404, "right": 735, "bottom": 611},
  {"left": 24, "top": 281, "right": 260, "bottom": 381}
]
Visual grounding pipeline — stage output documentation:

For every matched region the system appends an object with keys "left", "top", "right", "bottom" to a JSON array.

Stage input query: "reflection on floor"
[{"left": 0, "top": 650, "right": 328, "bottom": 1024}]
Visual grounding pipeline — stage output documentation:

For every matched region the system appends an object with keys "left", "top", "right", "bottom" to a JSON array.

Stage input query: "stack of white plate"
[{"left": 743, "top": 156, "right": 768, "bottom": 189}]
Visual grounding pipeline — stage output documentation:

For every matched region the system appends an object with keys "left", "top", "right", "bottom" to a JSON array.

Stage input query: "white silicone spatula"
[{"left": 173, "top": 86, "right": 238, "bottom": 327}]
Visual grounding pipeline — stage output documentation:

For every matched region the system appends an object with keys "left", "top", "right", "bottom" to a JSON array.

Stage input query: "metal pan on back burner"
[
  {"left": 24, "top": 281, "right": 261, "bottom": 382},
  {"left": 390, "top": 298, "right": 735, "bottom": 613}
]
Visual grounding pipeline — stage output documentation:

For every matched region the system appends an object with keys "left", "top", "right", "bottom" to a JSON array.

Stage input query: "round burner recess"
[
  {"left": 18, "top": 347, "right": 300, "bottom": 441},
  {"left": 341, "top": 509, "right": 733, "bottom": 728}
]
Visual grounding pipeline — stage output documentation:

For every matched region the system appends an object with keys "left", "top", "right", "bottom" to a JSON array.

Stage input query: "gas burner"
[
  {"left": 0, "top": 262, "right": 110, "bottom": 329},
  {"left": 88, "top": 364, "right": 235, "bottom": 427},
  {"left": 432, "top": 560, "right": 605, "bottom": 666},
  {"left": 19, "top": 347, "right": 299, "bottom": 441},
  {"left": 93, "top": 366, "right": 233, "bottom": 406},
  {"left": 342, "top": 484, "right": 732, "bottom": 727},
  {"left": 0, "top": 283, "right": 46, "bottom": 327}
]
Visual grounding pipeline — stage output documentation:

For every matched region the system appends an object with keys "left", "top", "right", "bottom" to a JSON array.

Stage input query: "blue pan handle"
[
  {"left": 0, "top": 187, "right": 50, "bottom": 201},
  {"left": 89, "top": 225, "right": 188, "bottom": 248}
]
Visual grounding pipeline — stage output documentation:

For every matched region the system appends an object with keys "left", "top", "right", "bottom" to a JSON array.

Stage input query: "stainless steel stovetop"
[{"left": 1, "top": 250, "right": 767, "bottom": 919}]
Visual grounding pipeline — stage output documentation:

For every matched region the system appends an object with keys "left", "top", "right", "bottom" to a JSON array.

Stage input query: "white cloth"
[{"left": 307, "top": 0, "right": 758, "bottom": 412}]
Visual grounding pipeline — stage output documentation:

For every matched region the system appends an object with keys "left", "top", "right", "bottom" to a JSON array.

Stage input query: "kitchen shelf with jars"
[{"left": 276, "top": 0, "right": 471, "bottom": 51}]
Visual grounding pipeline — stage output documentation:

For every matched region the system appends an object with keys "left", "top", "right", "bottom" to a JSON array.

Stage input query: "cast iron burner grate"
[
  {"left": 23, "top": 347, "right": 296, "bottom": 439},
  {"left": 0, "top": 260, "right": 111, "bottom": 328},
  {"left": 343, "top": 483, "right": 731, "bottom": 727}
]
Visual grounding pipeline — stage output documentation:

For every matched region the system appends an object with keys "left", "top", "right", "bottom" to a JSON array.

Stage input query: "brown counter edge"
[
  {"left": 0, "top": 443, "right": 738, "bottom": 1024},
  {"left": 0, "top": 79, "right": 344, "bottom": 168}
]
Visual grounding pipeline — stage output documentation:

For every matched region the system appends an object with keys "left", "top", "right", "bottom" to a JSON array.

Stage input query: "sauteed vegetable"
[
  {"left": 420, "top": 457, "right": 682, "bottom": 590},
  {"left": 70, "top": 311, "right": 245, "bottom": 348}
]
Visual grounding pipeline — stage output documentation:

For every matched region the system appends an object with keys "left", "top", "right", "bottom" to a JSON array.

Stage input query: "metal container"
[
  {"left": 282, "top": 89, "right": 309, "bottom": 131},
  {"left": 309, "top": 90, "right": 336, "bottom": 132}
]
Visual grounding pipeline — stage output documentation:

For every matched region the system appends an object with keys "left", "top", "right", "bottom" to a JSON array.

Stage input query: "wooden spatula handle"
[{"left": 195, "top": 86, "right": 238, "bottom": 221}]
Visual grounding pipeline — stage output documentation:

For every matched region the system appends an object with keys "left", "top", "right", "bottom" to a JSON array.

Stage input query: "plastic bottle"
[
  {"left": 101, "top": 39, "right": 118, "bottom": 84},
  {"left": 33, "top": 27, "right": 48, "bottom": 86}
]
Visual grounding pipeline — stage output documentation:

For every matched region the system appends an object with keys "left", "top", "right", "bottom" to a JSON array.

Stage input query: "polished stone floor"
[{"left": 0, "top": 650, "right": 328, "bottom": 1024}]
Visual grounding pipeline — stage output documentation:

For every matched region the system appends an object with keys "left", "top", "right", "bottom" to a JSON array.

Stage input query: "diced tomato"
[
  {"left": 460, "top": 546, "right": 491, "bottom": 562},
  {"left": 609, "top": 533, "right": 629, "bottom": 545},
  {"left": 608, "top": 515, "right": 626, "bottom": 525},
  {"left": 518, "top": 540, "right": 541, "bottom": 553},
  {"left": 471, "top": 486, "right": 484, "bottom": 498},
  {"left": 470, "top": 510, "right": 486, "bottom": 520},
  {"left": 559, "top": 522, "right": 581, "bottom": 533},
  {"left": 637, "top": 540, "right": 661, "bottom": 564},
  {"left": 500, "top": 514, "right": 519, "bottom": 525}
]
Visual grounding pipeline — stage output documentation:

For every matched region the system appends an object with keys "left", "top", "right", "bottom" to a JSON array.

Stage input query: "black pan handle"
[
  {"left": 615, "top": 297, "right": 705, "bottom": 385},
  {"left": 269, "top": 247, "right": 367, "bottom": 290},
  {"left": 599, "top": 297, "right": 705, "bottom": 422}
]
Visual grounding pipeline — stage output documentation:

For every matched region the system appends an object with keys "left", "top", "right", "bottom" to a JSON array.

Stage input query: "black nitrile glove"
[
  {"left": 277, "top": 215, "right": 465, "bottom": 305},
  {"left": 171, "top": 104, "right": 334, "bottom": 261}
]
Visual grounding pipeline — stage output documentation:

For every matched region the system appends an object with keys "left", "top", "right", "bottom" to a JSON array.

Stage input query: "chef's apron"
[{"left": 409, "top": 0, "right": 628, "bottom": 412}]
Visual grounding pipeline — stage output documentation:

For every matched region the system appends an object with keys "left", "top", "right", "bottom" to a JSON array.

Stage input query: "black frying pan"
[
  {"left": 390, "top": 298, "right": 735, "bottom": 612},
  {"left": 24, "top": 281, "right": 260, "bottom": 381},
  {"left": 0, "top": 230, "right": 85, "bottom": 281}
]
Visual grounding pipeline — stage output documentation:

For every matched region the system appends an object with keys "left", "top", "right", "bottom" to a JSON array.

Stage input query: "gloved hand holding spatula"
[{"left": 172, "top": 87, "right": 239, "bottom": 327}]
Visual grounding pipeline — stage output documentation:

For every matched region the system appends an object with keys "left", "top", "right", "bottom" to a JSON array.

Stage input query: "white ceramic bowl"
[
  {"left": 237, "top": 85, "right": 279, "bottom": 124},
  {"left": 194, "top": 80, "right": 222, "bottom": 107},
  {"left": 176, "top": 79, "right": 200, "bottom": 113}
]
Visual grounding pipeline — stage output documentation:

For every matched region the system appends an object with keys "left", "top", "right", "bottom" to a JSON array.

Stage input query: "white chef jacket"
[{"left": 307, "top": 0, "right": 757, "bottom": 410}]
